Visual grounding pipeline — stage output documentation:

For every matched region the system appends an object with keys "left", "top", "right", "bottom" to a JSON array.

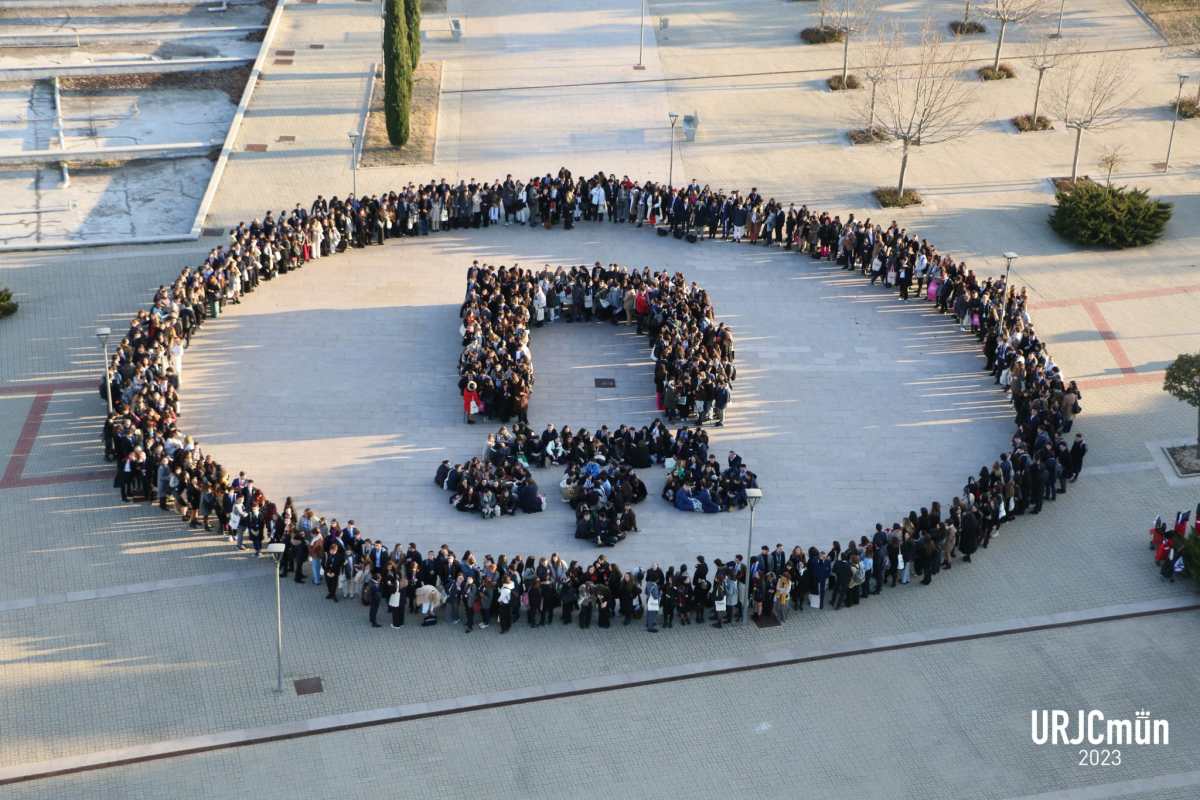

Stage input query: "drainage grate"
[
  {"left": 594, "top": 378, "right": 616, "bottom": 388},
  {"left": 309, "top": 43, "right": 325, "bottom": 49},
  {"left": 201, "top": 227, "right": 226, "bottom": 237},
  {"left": 244, "top": 143, "right": 268, "bottom": 152},
  {"left": 276, "top": 49, "right": 295, "bottom": 56},
  {"left": 273, "top": 58, "right": 293, "bottom": 66},
  {"left": 293, "top": 677, "right": 323, "bottom": 695},
  {"left": 276, "top": 135, "right": 296, "bottom": 143}
]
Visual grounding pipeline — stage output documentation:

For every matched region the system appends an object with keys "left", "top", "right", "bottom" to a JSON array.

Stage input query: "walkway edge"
[
  {"left": 1, "top": 596, "right": 1195, "bottom": 786},
  {"left": 188, "top": 0, "right": 291, "bottom": 240}
]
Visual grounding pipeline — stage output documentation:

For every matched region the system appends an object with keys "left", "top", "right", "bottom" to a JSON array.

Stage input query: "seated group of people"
[
  {"left": 434, "top": 457, "right": 545, "bottom": 519},
  {"left": 662, "top": 441, "right": 759, "bottom": 513}
]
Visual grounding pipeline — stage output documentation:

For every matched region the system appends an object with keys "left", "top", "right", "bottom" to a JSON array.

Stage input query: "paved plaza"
[{"left": 2, "top": 0, "right": 1200, "bottom": 797}]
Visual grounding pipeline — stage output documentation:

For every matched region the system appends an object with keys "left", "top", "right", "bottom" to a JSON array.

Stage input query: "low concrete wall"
[
  {"left": 0, "top": 142, "right": 217, "bottom": 165},
  {"left": 0, "top": 26, "right": 267, "bottom": 48},
  {"left": 7, "top": 57, "right": 253, "bottom": 81}
]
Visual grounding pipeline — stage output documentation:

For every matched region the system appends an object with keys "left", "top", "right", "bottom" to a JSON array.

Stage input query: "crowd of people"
[
  {"left": 98, "top": 168, "right": 1090, "bottom": 636},
  {"left": 456, "top": 259, "right": 735, "bottom": 428}
]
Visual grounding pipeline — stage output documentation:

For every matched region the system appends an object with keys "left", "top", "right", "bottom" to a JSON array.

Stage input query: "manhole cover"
[
  {"left": 753, "top": 615, "right": 781, "bottom": 629},
  {"left": 594, "top": 378, "right": 616, "bottom": 388},
  {"left": 293, "top": 677, "right": 323, "bottom": 695}
]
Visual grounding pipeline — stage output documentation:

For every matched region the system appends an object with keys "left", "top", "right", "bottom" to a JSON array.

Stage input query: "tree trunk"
[
  {"left": 1031, "top": 68, "right": 1045, "bottom": 122},
  {"left": 993, "top": 20, "right": 1007, "bottom": 71},
  {"left": 897, "top": 140, "right": 910, "bottom": 197},
  {"left": 963, "top": 0, "right": 972, "bottom": 24},
  {"left": 1070, "top": 126, "right": 1083, "bottom": 181},
  {"left": 1195, "top": 404, "right": 1199, "bottom": 459},
  {"left": 868, "top": 81, "right": 877, "bottom": 130},
  {"left": 841, "top": 33, "right": 850, "bottom": 85}
]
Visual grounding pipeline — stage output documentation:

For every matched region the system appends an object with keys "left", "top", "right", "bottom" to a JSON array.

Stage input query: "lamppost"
[
  {"left": 667, "top": 112, "right": 679, "bottom": 190},
  {"left": 1051, "top": 0, "right": 1065, "bottom": 38},
  {"left": 347, "top": 130, "right": 362, "bottom": 197},
  {"left": 1003, "top": 251, "right": 1018, "bottom": 289},
  {"left": 744, "top": 487, "right": 762, "bottom": 622},
  {"left": 95, "top": 327, "right": 113, "bottom": 415},
  {"left": 1165, "top": 73, "right": 1189, "bottom": 172},
  {"left": 265, "top": 541, "right": 286, "bottom": 693},
  {"left": 634, "top": 0, "right": 646, "bottom": 70}
]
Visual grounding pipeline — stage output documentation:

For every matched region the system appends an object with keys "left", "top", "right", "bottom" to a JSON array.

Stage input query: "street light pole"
[
  {"left": 266, "top": 542, "right": 285, "bottom": 693},
  {"left": 1164, "top": 74, "right": 1189, "bottom": 172},
  {"left": 347, "top": 131, "right": 362, "bottom": 197},
  {"left": 667, "top": 112, "right": 679, "bottom": 190},
  {"left": 1003, "top": 251, "right": 1018, "bottom": 290},
  {"left": 95, "top": 327, "right": 113, "bottom": 415},
  {"left": 634, "top": 0, "right": 646, "bottom": 70},
  {"left": 744, "top": 488, "right": 762, "bottom": 623}
]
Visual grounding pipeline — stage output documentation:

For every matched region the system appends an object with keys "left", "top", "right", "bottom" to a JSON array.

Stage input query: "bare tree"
[
  {"left": 860, "top": 24, "right": 901, "bottom": 132},
  {"left": 830, "top": 0, "right": 879, "bottom": 85},
  {"left": 876, "top": 26, "right": 977, "bottom": 197},
  {"left": 1050, "top": 53, "right": 1130, "bottom": 181},
  {"left": 1098, "top": 144, "right": 1127, "bottom": 185},
  {"left": 979, "top": 0, "right": 1043, "bottom": 71},
  {"left": 817, "top": 0, "right": 833, "bottom": 30},
  {"left": 1025, "top": 30, "right": 1062, "bottom": 124}
]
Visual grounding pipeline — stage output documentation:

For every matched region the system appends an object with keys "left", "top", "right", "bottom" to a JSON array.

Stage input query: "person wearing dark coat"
[
  {"left": 323, "top": 542, "right": 345, "bottom": 601},
  {"left": 959, "top": 508, "right": 980, "bottom": 563},
  {"left": 517, "top": 480, "right": 543, "bottom": 513},
  {"left": 1068, "top": 433, "right": 1088, "bottom": 482}
]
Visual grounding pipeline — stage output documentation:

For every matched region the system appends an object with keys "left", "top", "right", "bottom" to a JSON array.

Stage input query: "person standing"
[
  {"left": 367, "top": 570, "right": 382, "bottom": 628},
  {"left": 1069, "top": 433, "right": 1088, "bottom": 482},
  {"left": 323, "top": 542, "right": 344, "bottom": 601},
  {"left": 644, "top": 580, "right": 660, "bottom": 632},
  {"left": 498, "top": 576, "right": 514, "bottom": 633}
]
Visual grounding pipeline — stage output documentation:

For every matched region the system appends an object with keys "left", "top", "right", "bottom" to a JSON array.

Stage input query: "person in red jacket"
[{"left": 462, "top": 381, "right": 482, "bottom": 424}]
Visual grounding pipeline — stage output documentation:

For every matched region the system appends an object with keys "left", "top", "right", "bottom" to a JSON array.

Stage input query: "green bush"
[
  {"left": 405, "top": 0, "right": 421, "bottom": 70},
  {"left": 0, "top": 287, "right": 17, "bottom": 318},
  {"left": 1049, "top": 182, "right": 1172, "bottom": 249},
  {"left": 800, "top": 26, "right": 844, "bottom": 44},
  {"left": 384, "top": 0, "right": 412, "bottom": 147}
]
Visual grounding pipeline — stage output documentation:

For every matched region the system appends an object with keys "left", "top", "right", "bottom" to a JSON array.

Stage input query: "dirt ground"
[
  {"left": 1131, "top": 0, "right": 1200, "bottom": 42},
  {"left": 360, "top": 60, "right": 442, "bottom": 168},
  {"left": 61, "top": 67, "right": 252, "bottom": 105}
]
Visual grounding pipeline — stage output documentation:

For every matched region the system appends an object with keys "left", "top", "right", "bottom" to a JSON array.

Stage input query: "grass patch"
[
  {"left": 978, "top": 64, "right": 1016, "bottom": 81},
  {"left": 874, "top": 187, "right": 922, "bottom": 207},
  {"left": 848, "top": 126, "right": 891, "bottom": 144},
  {"left": 361, "top": 60, "right": 442, "bottom": 167},
  {"left": 800, "top": 26, "right": 845, "bottom": 44},
  {"left": 1013, "top": 114, "right": 1053, "bottom": 132},
  {"left": 827, "top": 74, "right": 861, "bottom": 91}
]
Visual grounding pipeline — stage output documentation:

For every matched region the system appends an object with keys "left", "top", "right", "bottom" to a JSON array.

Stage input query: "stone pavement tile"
[{"left": 5, "top": 613, "right": 1200, "bottom": 799}]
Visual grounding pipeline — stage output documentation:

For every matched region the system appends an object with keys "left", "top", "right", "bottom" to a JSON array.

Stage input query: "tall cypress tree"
[
  {"left": 405, "top": 0, "right": 421, "bottom": 71},
  {"left": 384, "top": 0, "right": 411, "bottom": 146}
]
